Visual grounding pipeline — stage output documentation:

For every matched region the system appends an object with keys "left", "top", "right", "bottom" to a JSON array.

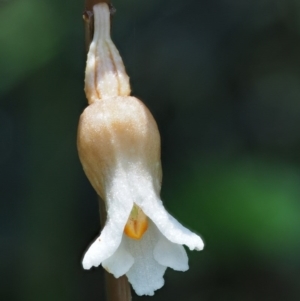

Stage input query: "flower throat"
[{"left": 124, "top": 204, "right": 148, "bottom": 239}]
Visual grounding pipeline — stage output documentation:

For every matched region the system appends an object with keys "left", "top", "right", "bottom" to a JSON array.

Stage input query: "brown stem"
[
  {"left": 83, "top": 2, "right": 132, "bottom": 301},
  {"left": 86, "top": 0, "right": 110, "bottom": 11}
]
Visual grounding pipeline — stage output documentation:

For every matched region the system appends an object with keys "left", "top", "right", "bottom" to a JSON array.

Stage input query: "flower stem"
[
  {"left": 83, "top": 1, "right": 132, "bottom": 301},
  {"left": 86, "top": 0, "right": 110, "bottom": 11}
]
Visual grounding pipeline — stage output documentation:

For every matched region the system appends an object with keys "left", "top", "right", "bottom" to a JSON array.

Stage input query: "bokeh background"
[{"left": 1, "top": 0, "right": 300, "bottom": 300}]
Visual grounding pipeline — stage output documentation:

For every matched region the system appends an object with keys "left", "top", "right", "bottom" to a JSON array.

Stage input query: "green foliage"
[{"left": 167, "top": 157, "right": 300, "bottom": 257}]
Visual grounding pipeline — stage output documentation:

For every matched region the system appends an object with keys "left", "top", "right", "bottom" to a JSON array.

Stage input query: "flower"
[{"left": 78, "top": 3, "right": 204, "bottom": 296}]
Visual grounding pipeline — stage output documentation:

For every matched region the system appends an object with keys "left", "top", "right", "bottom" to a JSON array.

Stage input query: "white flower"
[{"left": 78, "top": 3, "right": 204, "bottom": 296}]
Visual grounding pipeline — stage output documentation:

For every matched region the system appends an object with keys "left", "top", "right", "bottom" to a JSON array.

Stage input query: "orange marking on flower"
[{"left": 124, "top": 205, "right": 148, "bottom": 239}]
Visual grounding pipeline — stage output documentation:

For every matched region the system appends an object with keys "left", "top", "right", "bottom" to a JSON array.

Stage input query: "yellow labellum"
[{"left": 124, "top": 204, "right": 148, "bottom": 240}]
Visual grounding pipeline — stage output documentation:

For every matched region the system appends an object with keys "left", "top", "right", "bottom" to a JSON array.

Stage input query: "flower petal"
[
  {"left": 131, "top": 175, "right": 204, "bottom": 251},
  {"left": 153, "top": 227, "right": 189, "bottom": 272},
  {"left": 145, "top": 200, "right": 204, "bottom": 251},
  {"left": 82, "top": 170, "right": 134, "bottom": 269},
  {"left": 125, "top": 221, "right": 167, "bottom": 296},
  {"left": 150, "top": 209, "right": 204, "bottom": 251},
  {"left": 102, "top": 236, "right": 134, "bottom": 278}
]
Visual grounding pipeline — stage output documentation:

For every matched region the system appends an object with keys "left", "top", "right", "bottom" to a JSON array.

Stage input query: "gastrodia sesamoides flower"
[{"left": 77, "top": 3, "right": 204, "bottom": 296}]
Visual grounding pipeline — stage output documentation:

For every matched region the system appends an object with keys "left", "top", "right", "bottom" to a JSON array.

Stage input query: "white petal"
[
  {"left": 82, "top": 168, "right": 134, "bottom": 269},
  {"left": 125, "top": 221, "right": 166, "bottom": 296},
  {"left": 131, "top": 175, "right": 204, "bottom": 251},
  {"left": 150, "top": 209, "right": 204, "bottom": 251},
  {"left": 102, "top": 236, "right": 134, "bottom": 278},
  {"left": 153, "top": 229, "right": 189, "bottom": 272}
]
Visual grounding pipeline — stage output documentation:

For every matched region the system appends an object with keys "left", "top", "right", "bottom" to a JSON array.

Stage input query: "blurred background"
[{"left": 1, "top": 0, "right": 300, "bottom": 300}]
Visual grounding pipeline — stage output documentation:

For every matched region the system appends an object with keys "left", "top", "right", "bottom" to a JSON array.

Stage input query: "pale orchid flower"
[{"left": 77, "top": 3, "right": 204, "bottom": 296}]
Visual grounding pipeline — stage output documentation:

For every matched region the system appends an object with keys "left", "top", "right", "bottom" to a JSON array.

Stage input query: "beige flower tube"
[{"left": 78, "top": 3, "right": 204, "bottom": 296}]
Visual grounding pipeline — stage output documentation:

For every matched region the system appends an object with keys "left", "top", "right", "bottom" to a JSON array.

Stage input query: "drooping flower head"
[{"left": 78, "top": 3, "right": 204, "bottom": 296}]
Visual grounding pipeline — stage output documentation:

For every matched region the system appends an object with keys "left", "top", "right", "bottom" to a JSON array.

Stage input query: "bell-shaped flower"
[{"left": 78, "top": 3, "right": 204, "bottom": 296}]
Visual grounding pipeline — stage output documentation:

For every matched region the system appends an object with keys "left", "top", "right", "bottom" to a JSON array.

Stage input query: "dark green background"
[{"left": 1, "top": 0, "right": 300, "bottom": 300}]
